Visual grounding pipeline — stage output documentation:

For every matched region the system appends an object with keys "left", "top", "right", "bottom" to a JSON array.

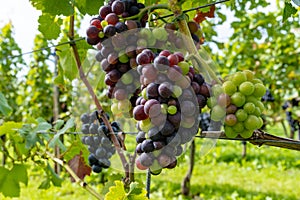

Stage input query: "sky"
[{"left": 0, "top": 0, "right": 41, "bottom": 53}]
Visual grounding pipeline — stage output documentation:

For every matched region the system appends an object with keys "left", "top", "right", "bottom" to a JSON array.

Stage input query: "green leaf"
[
  {"left": 75, "top": 0, "right": 105, "bottom": 15},
  {"left": 0, "top": 121, "right": 23, "bottom": 136},
  {"left": 38, "top": 14, "right": 63, "bottom": 40},
  {"left": 53, "top": 119, "right": 65, "bottom": 131},
  {"left": 105, "top": 181, "right": 127, "bottom": 200},
  {"left": 46, "top": 163, "right": 63, "bottom": 187},
  {"left": 0, "top": 92, "right": 12, "bottom": 116},
  {"left": 11, "top": 164, "right": 28, "bottom": 186},
  {"left": 127, "top": 182, "right": 148, "bottom": 200},
  {"left": 63, "top": 140, "right": 89, "bottom": 163},
  {"left": 49, "top": 118, "right": 75, "bottom": 149},
  {"left": 38, "top": 179, "right": 51, "bottom": 189},
  {"left": 56, "top": 40, "right": 78, "bottom": 81},
  {"left": 283, "top": 2, "right": 297, "bottom": 22},
  {"left": 30, "top": 0, "right": 74, "bottom": 16},
  {"left": 0, "top": 165, "right": 28, "bottom": 197}
]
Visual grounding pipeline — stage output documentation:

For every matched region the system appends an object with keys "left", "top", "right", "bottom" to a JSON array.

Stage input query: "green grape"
[
  {"left": 231, "top": 71, "right": 247, "bottom": 85},
  {"left": 212, "top": 84, "right": 224, "bottom": 97},
  {"left": 239, "top": 81, "right": 255, "bottom": 96},
  {"left": 152, "top": 27, "right": 168, "bottom": 41},
  {"left": 251, "top": 78, "right": 263, "bottom": 84},
  {"left": 235, "top": 109, "right": 248, "bottom": 121},
  {"left": 207, "top": 97, "right": 217, "bottom": 109},
  {"left": 253, "top": 107, "right": 262, "bottom": 116},
  {"left": 253, "top": 83, "right": 266, "bottom": 98},
  {"left": 243, "top": 70, "right": 255, "bottom": 81},
  {"left": 233, "top": 122, "right": 244, "bottom": 133},
  {"left": 167, "top": 105, "right": 177, "bottom": 115},
  {"left": 172, "top": 85, "right": 182, "bottom": 98},
  {"left": 177, "top": 61, "right": 190, "bottom": 75},
  {"left": 161, "top": 104, "right": 168, "bottom": 114},
  {"left": 121, "top": 72, "right": 133, "bottom": 85},
  {"left": 211, "top": 104, "right": 226, "bottom": 121},
  {"left": 224, "top": 125, "right": 238, "bottom": 138},
  {"left": 222, "top": 80, "right": 237, "bottom": 96},
  {"left": 255, "top": 101, "right": 265, "bottom": 113},
  {"left": 240, "top": 129, "right": 253, "bottom": 138},
  {"left": 243, "top": 102, "right": 256, "bottom": 114},
  {"left": 244, "top": 115, "right": 260, "bottom": 130},
  {"left": 231, "top": 92, "right": 246, "bottom": 107}
]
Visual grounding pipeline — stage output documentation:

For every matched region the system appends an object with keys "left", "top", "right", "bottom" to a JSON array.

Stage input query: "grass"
[{"left": 2, "top": 122, "right": 300, "bottom": 200}]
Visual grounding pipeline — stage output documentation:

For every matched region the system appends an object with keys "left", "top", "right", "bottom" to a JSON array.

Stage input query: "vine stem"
[
  {"left": 169, "top": 0, "right": 221, "bottom": 84},
  {"left": 67, "top": 15, "right": 130, "bottom": 183},
  {"left": 45, "top": 152, "right": 103, "bottom": 200}
]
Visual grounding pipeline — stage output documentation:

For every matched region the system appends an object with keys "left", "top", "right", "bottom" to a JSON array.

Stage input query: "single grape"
[
  {"left": 253, "top": 83, "right": 267, "bottom": 98},
  {"left": 224, "top": 126, "right": 238, "bottom": 138},
  {"left": 222, "top": 80, "right": 237, "bottom": 96},
  {"left": 231, "top": 92, "right": 246, "bottom": 107},
  {"left": 239, "top": 81, "right": 255, "bottom": 96},
  {"left": 103, "top": 25, "right": 116, "bottom": 37},
  {"left": 225, "top": 114, "right": 237, "bottom": 126},
  {"left": 86, "top": 26, "right": 100, "bottom": 39},
  {"left": 105, "top": 13, "right": 119, "bottom": 25},
  {"left": 210, "top": 104, "right": 226, "bottom": 121},
  {"left": 243, "top": 102, "right": 256, "bottom": 114},
  {"left": 244, "top": 115, "right": 260, "bottom": 130},
  {"left": 111, "top": 0, "right": 125, "bottom": 15},
  {"left": 99, "top": 5, "right": 112, "bottom": 19},
  {"left": 235, "top": 109, "right": 248, "bottom": 121},
  {"left": 231, "top": 71, "right": 247, "bottom": 86},
  {"left": 133, "top": 105, "right": 148, "bottom": 120}
]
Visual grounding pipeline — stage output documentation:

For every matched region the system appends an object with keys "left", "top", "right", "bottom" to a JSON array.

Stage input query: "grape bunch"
[
  {"left": 209, "top": 70, "right": 267, "bottom": 139},
  {"left": 86, "top": 0, "right": 147, "bottom": 45},
  {"left": 80, "top": 111, "right": 119, "bottom": 173},
  {"left": 132, "top": 49, "right": 211, "bottom": 175}
]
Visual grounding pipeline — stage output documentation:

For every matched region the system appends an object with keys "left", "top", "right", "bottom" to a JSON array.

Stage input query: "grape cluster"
[
  {"left": 262, "top": 89, "right": 275, "bottom": 102},
  {"left": 208, "top": 70, "right": 266, "bottom": 139},
  {"left": 80, "top": 111, "right": 119, "bottom": 173},
  {"left": 199, "top": 112, "right": 210, "bottom": 131},
  {"left": 282, "top": 98, "right": 300, "bottom": 133},
  {"left": 86, "top": 0, "right": 146, "bottom": 45},
  {"left": 132, "top": 49, "right": 211, "bottom": 175}
]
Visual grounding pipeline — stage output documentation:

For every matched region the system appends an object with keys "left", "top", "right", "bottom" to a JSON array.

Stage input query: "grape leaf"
[
  {"left": 0, "top": 121, "right": 23, "bottom": 136},
  {"left": 0, "top": 92, "right": 12, "bottom": 116},
  {"left": 30, "top": 0, "right": 74, "bottom": 16},
  {"left": 0, "top": 165, "right": 28, "bottom": 197},
  {"left": 46, "top": 162, "right": 63, "bottom": 187},
  {"left": 56, "top": 40, "right": 79, "bottom": 81},
  {"left": 63, "top": 140, "right": 90, "bottom": 163},
  {"left": 75, "top": 0, "right": 105, "bottom": 15},
  {"left": 283, "top": 2, "right": 297, "bottom": 22},
  {"left": 105, "top": 181, "right": 148, "bottom": 200},
  {"left": 11, "top": 164, "right": 28, "bottom": 186},
  {"left": 38, "top": 14, "right": 63, "bottom": 40},
  {"left": 68, "top": 152, "right": 91, "bottom": 182},
  {"left": 105, "top": 181, "right": 127, "bottom": 200},
  {"left": 49, "top": 118, "right": 75, "bottom": 149}
]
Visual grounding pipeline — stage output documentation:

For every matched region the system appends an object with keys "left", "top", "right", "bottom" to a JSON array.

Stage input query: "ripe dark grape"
[
  {"left": 154, "top": 55, "right": 170, "bottom": 71},
  {"left": 99, "top": 5, "right": 112, "bottom": 19},
  {"left": 86, "top": 26, "right": 100, "bottom": 39},
  {"left": 105, "top": 13, "right": 119, "bottom": 25},
  {"left": 133, "top": 105, "right": 148, "bottom": 120},
  {"left": 111, "top": 0, "right": 125, "bottom": 15},
  {"left": 115, "top": 21, "right": 127, "bottom": 33},
  {"left": 103, "top": 25, "right": 116, "bottom": 37}
]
